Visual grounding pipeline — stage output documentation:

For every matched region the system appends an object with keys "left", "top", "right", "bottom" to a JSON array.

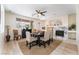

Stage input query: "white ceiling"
[{"left": 5, "top": 4, "right": 76, "bottom": 19}]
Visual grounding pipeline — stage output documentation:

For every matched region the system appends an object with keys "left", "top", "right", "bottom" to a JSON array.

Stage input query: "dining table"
[{"left": 31, "top": 32, "right": 44, "bottom": 47}]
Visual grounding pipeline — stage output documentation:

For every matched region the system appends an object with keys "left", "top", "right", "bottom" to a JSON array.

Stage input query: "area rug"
[{"left": 18, "top": 40, "right": 62, "bottom": 55}]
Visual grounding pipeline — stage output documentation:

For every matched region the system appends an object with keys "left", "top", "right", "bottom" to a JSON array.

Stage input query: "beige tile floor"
[
  {"left": 0, "top": 34, "right": 79, "bottom": 55},
  {"left": 50, "top": 39, "right": 78, "bottom": 55},
  {"left": 1, "top": 40, "right": 23, "bottom": 55}
]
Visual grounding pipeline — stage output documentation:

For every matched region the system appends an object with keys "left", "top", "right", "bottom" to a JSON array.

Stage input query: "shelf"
[{"left": 68, "top": 31, "right": 76, "bottom": 33}]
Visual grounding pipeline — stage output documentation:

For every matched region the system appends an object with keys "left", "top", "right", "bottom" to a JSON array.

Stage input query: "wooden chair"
[{"left": 13, "top": 30, "right": 21, "bottom": 40}]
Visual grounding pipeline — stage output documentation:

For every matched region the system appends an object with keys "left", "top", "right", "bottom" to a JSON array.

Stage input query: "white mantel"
[{"left": 53, "top": 26, "right": 68, "bottom": 40}]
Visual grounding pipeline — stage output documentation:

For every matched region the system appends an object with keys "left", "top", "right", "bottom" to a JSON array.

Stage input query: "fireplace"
[{"left": 56, "top": 30, "right": 64, "bottom": 37}]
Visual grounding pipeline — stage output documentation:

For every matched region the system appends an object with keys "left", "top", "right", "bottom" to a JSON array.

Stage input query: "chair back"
[
  {"left": 44, "top": 27, "right": 50, "bottom": 41},
  {"left": 26, "top": 31, "right": 31, "bottom": 42},
  {"left": 49, "top": 27, "right": 53, "bottom": 39},
  {"left": 13, "top": 30, "right": 18, "bottom": 36}
]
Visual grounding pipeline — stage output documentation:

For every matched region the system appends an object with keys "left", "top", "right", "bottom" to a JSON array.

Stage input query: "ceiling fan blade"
[
  {"left": 41, "top": 11, "right": 47, "bottom": 13},
  {"left": 32, "top": 13, "right": 37, "bottom": 16},
  {"left": 34, "top": 10, "right": 47, "bottom": 17},
  {"left": 41, "top": 13, "right": 45, "bottom": 16},
  {"left": 36, "top": 10, "right": 40, "bottom": 13}
]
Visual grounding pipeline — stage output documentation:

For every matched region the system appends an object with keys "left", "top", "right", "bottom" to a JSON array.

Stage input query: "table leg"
[{"left": 37, "top": 36, "right": 41, "bottom": 47}]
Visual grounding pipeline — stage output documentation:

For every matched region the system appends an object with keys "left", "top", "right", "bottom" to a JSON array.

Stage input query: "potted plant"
[{"left": 68, "top": 24, "right": 76, "bottom": 30}]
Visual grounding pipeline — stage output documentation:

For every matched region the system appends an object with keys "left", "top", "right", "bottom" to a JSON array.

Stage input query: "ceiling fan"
[{"left": 32, "top": 9, "right": 47, "bottom": 17}]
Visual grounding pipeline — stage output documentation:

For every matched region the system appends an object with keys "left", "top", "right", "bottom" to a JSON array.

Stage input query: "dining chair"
[
  {"left": 40, "top": 27, "right": 50, "bottom": 47},
  {"left": 49, "top": 28, "right": 53, "bottom": 43},
  {"left": 26, "top": 31, "right": 37, "bottom": 49}
]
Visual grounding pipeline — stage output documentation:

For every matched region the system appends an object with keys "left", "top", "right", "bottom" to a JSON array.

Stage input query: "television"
[{"left": 56, "top": 30, "right": 64, "bottom": 37}]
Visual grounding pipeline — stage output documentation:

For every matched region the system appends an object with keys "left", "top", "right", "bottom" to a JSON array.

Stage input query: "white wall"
[
  {"left": 5, "top": 11, "right": 16, "bottom": 29},
  {"left": 0, "top": 5, "right": 5, "bottom": 39},
  {"left": 0, "top": 5, "right": 1, "bottom": 33},
  {"left": 76, "top": 5, "right": 79, "bottom": 43},
  {"left": 0, "top": 5, "right": 5, "bottom": 34},
  {"left": 0, "top": 5, "right": 5, "bottom": 53},
  {"left": 68, "top": 14, "right": 76, "bottom": 27},
  {"left": 60, "top": 15, "right": 68, "bottom": 27},
  {"left": 46, "top": 15, "right": 68, "bottom": 27}
]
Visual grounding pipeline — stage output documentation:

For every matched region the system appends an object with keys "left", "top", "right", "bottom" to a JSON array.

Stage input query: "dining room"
[{"left": 0, "top": 4, "right": 78, "bottom": 55}]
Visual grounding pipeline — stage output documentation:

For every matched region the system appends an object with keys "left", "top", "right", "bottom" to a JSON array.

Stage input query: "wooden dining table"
[{"left": 31, "top": 32, "right": 45, "bottom": 47}]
